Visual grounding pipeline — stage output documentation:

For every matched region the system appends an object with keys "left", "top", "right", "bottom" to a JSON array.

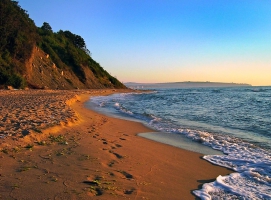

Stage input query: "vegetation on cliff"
[{"left": 0, "top": 0, "right": 125, "bottom": 89}]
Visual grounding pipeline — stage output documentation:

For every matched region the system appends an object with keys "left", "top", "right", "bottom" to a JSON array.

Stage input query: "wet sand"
[{"left": 0, "top": 89, "right": 232, "bottom": 199}]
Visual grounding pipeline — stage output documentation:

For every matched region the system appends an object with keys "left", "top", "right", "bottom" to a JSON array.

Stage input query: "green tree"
[{"left": 41, "top": 22, "right": 53, "bottom": 34}]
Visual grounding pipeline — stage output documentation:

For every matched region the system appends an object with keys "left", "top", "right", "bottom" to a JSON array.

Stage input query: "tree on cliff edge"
[{"left": 41, "top": 22, "right": 53, "bottom": 34}]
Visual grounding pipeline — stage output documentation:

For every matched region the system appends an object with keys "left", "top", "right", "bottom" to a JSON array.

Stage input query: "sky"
[{"left": 18, "top": 0, "right": 271, "bottom": 86}]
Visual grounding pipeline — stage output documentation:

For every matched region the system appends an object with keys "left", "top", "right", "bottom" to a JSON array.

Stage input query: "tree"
[
  {"left": 74, "top": 34, "right": 86, "bottom": 49},
  {"left": 41, "top": 22, "right": 53, "bottom": 34},
  {"left": 62, "top": 30, "right": 90, "bottom": 53}
]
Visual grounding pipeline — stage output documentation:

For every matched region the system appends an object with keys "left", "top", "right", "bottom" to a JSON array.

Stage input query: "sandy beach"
[{"left": 0, "top": 89, "right": 232, "bottom": 199}]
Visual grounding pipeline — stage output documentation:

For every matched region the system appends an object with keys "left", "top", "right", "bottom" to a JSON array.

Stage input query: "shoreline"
[{"left": 0, "top": 89, "right": 233, "bottom": 199}]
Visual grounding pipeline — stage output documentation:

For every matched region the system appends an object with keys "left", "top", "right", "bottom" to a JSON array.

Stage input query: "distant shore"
[
  {"left": 125, "top": 81, "right": 252, "bottom": 89},
  {"left": 0, "top": 89, "right": 232, "bottom": 199}
]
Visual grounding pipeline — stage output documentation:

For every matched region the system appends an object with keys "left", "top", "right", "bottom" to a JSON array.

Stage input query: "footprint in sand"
[
  {"left": 124, "top": 188, "right": 136, "bottom": 195},
  {"left": 82, "top": 181, "right": 103, "bottom": 196},
  {"left": 111, "top": 143, "right": 122, "bottom": 149},
  {"left": 101, "top": 138, "right": 108, "bottom": 144},
  {"left": 108, "top": 160, "right": 117, "bottom": 167},
  {"left": 109, "top": 151, "right": 123, "bottom": 159},
  {"left": 117, "top": 170, "right": 133, "bottom": 179}
]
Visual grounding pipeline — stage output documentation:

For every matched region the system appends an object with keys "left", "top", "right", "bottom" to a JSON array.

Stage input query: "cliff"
[
  {"left": 0, "top": 0, "right": 125, "bottom": 89},
  {"left": 25, "top": 46, "right": 121, "bottom": 89}
]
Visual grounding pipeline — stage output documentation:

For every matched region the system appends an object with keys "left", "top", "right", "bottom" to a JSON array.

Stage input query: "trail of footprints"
[
  {"left": 87, "top": 131, "right": 136, "bottom": 196},
  {"left": 98, "top": 133, "right": 127, "bottom": 165}
]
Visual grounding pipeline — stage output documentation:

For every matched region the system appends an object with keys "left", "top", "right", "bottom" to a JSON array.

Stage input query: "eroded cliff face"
[{"left": 24, "top": 47, "right": 121, "bottom": 89}]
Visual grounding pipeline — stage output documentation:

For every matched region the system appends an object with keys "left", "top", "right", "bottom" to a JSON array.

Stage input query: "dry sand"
[{"left": 0, "top": 89, "right": 232, "bottom": 200}]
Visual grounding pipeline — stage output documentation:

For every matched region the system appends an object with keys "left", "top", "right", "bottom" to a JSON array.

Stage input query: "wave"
[
  {"left": 114, "top": 102, "right": 134, "bottom": 115},
  {"left": 89, "top": 89, "right": 271, "bottom": 199},
  {"left": 194, "top": 173, "right": 271, "bottom": 199},
  {"left": 148, "top": 122, "right": 271, "bottom": 199},
  {"left": 173, "top": 128, "right": 271, "bottom": 199}
]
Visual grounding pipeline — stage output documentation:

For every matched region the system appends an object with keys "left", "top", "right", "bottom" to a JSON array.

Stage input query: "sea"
[{"left": 85, "top": 85, "right": 271, "bottom": 200}]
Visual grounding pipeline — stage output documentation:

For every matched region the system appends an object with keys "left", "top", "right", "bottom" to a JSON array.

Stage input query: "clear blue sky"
[{"left": 19, "top": 0, "right": 271, "bottom": 86}]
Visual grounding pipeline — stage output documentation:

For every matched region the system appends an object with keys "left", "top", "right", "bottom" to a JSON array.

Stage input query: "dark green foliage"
[
  {"left": 0, "top": 0, "right": 38, "bottom": 88},
  {"left": 0, "top": 67, "right": 26, "bottom": 88},
  {"left": 40, "top": 22, "right": 53, "bottom": 34},
  {"left": 0, "top": 0, "right": 37, "bottom": 60},
  {"left": 38, "top": 30, "right": 88, "bottom": 83},
  {"left": 63, "top": 31, "right": 86, "bottom": 50},
  {"left": 0, "top": 67, "right": 9, "bottom": 84},
  {"left": 7, "top": 73, "right": 26, "bottom": 88},
  {"left": 108, "top": 76, "right": 123, "bottom": 88},
  {"left": 0, "top": 0, "right": 125, "bottom": 89}
]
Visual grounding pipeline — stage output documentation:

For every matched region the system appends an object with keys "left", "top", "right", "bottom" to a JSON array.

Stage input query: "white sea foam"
[
  {"left": 172, "top": 128, "right": 271, "bottom": 199},
  {"left": 194, "top": 173, "right": 271, "bottom": 200},
  {"left": 147, "top": 121, "right": 271, "bottom": 199},
  {"left": 99, "top": 101, "right": 106, "bottom": 107},
  {"left": 114, "top": 102, "right": 133, "bottom": 115},
  {"left": 149, "top": 114, "right": 162, "bottom": 124}
]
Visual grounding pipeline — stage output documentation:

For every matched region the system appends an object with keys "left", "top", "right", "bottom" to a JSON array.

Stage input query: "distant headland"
[{"left": 125, "top": 81, "right": 252, "bottom": 89}]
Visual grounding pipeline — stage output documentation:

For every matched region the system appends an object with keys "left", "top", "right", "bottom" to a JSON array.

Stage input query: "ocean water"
[{"left": 86, "top": 86, "right": 271, "bottom": 199}]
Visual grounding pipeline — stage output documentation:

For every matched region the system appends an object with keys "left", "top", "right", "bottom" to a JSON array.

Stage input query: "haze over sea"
[{"left": 86, "top": 84, "right": 271, "bottom": 199}]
